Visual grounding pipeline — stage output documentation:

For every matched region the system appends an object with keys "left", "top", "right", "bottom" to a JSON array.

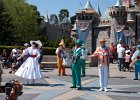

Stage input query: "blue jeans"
[
  {"left": 134, "top": 61, "right": 140, "bottom": 79},
  {"left": 118, "top": 58, "right": 125, "bottom": 71}
]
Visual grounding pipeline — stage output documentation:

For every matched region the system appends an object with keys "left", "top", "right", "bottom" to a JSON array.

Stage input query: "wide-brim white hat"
[{"left": 30, "top": 40, "right": 42, "bottom": 47}]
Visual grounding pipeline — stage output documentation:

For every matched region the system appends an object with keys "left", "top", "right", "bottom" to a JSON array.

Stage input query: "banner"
[
  {"left": 122, "top": 0, "right": 131, "bottom": 8},
  {"left": 76, "top": 21, "right": 90, "bottom": 42}
]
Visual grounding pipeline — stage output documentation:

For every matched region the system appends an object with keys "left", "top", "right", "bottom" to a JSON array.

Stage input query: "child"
[
  {"left": 123, "top": 51, "right": 131, "bottom": 71},
  {"left": 9, "top": 62, "right": 17, "bottom": 74}
]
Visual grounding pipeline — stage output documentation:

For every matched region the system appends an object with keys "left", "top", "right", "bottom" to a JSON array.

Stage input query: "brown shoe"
[{"left": 62, "top": 74, "right": 67, "bottom": 76}]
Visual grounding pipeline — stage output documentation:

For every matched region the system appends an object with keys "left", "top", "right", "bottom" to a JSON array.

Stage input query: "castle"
[
  {"left": 41, "top": 0, "right": 140, "bottom": 55},
  {"left": 40, "top": 13, "right": 71, "bottom": 40},
  {"left": 71, "top": 0, "right": 140, "bottom": 55}
]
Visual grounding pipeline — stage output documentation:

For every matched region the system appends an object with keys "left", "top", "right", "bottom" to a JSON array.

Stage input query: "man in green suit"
[{"left": 71, "top": 39, "right": 83, "bottom": 90}]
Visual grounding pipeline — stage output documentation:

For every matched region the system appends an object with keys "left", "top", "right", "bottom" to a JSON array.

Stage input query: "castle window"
[
  {"left": 82, "top": 16, "right": 85, "bottom": 20},
  {"left": 117, "top": 11, "right": 119, "bottom": 15},
  {"left": 78, "top": 16, "right": 81, "bottom": 20},
  {"left": 113, "top": 12, "right": 115, "bottom": 15},
  {"left": 90, "top": 16, "right": 92, "bottom": 20},
  {"left": 86, "top": 16, "right": 89, "bottom": 20}
]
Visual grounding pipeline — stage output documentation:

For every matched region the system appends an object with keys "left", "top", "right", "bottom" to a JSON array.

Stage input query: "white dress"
[{"left": 15, "top": 47, "right": 43, "bottom": 80}]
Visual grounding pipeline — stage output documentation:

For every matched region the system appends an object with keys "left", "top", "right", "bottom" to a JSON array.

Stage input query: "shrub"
[{"left": 0, "top": 46, "right": 56, "bottom": 55}]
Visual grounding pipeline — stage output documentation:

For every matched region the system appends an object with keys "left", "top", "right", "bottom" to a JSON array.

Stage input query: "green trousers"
[
  {"left": 81, "top": 59, "right": 86, "bottom": 76},
  {"left": 71, "top": 62, "right": 81, "bottom": 87}
]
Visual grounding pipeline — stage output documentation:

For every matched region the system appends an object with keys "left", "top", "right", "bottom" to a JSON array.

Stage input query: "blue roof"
[
  {"left": 115, "top": 0, "right": 122, "bottom": 7},
  {"left": 96, "top": 5, "right": 101, "bottom": 16},
  {"left": 61, "top": 16, "right": 69, "bottom": 24},
  {"left": 84, "top": 1, "right": 93, "bottom": 9},
  {"left": 44, "top": 12, "right": 49, "bottom": 23},
  {"left": 101, "top": 9, "right": 111, "bottom": 20}
]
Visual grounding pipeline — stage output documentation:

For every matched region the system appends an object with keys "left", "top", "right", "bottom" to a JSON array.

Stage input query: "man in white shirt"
[
  {"left": 117, "top": 45, "right": 125, "bottom": 71},
  {"left": 11, "top": 44, "right": 19, "bottom": 63},
  {"left": 117, "top": 41, "right": 122, "bottom": 52}
]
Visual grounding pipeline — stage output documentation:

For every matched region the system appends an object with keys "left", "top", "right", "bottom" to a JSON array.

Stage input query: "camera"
[{"left": 5, "top": 82, "right": 13, "bottom": 96}]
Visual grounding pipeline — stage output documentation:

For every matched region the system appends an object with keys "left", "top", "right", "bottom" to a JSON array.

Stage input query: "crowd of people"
[
  {"left": 1, "top": 38, "right": 140, "bottom": 92},
  {"left": 1, "top": 41, "right": 43, "bottom": 76},
  {"left": 109, "top": 40, "right": 140, "bottom": 80}
]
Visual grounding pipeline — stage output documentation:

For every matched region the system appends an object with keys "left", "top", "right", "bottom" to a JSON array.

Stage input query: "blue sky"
[{"left": 26, "top": 0, "right": 118, "bottom": 17}]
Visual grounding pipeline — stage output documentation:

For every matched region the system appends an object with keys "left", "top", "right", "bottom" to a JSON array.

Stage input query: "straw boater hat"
[
  {"left": 30, "top": 40, "right": 42, "bottom": 47},
  {"left": 99, "top": 38, "right": 106, "bottom": 43}
]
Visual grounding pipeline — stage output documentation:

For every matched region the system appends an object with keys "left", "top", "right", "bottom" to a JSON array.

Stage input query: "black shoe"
[
  {"left": 77, "top": 87, "right": 82, "bottom": 90},
  {"left": 70, "top": 86, "right": 76, "bottom": 88},
  {"left": 81, "top": 75, "right": 85, "bottom": 77},
  {"left": 134, "top": 79, "right": 138, "bottom": 80}
]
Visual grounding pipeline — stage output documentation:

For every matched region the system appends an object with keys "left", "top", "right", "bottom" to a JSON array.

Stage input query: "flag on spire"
[{"left": 122, "top": 0, "right": 131, "bottom": 7}]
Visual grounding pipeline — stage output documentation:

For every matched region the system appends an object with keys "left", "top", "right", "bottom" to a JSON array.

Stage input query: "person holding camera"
[
  {"left": 5, "top": 80, "right": 23, "bottom": 100},
  {"left": 70, "top": 39, "right": 83, "bottom": 90}
]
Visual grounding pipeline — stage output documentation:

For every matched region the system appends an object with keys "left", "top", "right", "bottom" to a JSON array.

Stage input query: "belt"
[{"left": 30, "top": 55, "right": 37, "bottom": 58}]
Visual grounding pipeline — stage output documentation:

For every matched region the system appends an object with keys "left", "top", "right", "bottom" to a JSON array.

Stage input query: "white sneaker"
[
  {"left": 104, "top": 88, "right": 108, "bottom": 92},
  {"left": 97, "top": 88, "right": 103, "bottom": 92}
]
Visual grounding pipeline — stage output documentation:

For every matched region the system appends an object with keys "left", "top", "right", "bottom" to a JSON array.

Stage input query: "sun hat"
[
  {"left": 99, "top": 38, "right": 106, "bottom": 43},
  {"left": 30, "top": 40, "right": 42, "bottom": 47}
]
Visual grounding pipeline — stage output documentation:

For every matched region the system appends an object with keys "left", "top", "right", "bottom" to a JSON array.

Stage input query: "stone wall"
[{"left": 45, "top": 23, "right": 72, "bottom": 40}]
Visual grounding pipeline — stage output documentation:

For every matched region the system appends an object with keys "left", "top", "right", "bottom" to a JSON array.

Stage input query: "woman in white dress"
[{"left": 15, "top": 40, "right": 43, "bottom": 84}]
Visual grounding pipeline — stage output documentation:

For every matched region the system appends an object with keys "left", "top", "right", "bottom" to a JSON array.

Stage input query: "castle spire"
[
  {"left": 96, "top": 4, "right": 101, "bottom": 16},
  {"left": 44, "top": 12, "right": 49, "bottom": 23},
  {"left": 115, "top": 0, "right": 122, "bottom": 7},
  {"left": 84, "top": 0, "right": 93, "bottom": 9}
]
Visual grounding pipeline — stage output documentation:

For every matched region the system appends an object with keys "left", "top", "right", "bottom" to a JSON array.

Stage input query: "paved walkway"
[{"left": 1, "top": 64, "right": 140, "bottom": 100}]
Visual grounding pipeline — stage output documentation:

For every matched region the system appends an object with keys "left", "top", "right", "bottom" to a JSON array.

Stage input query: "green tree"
[
  {"left": 59, "top": 9, "right": 69, "bottom": 22},
  {"left": 2, "top": 0, "right": 41, "bottom": 45},
  {"left": 0, "top": 0, "right": 14, "bottom": 45},
  {"left": 70, "top": 15, "right": 76, "bottom": 25}
]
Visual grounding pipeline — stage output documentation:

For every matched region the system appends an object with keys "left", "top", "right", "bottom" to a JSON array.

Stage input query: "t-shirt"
[
  {"left": 125, "top": 55, "right": 131, "bottom": 62},
  {"left": 11, "top": 49, "right": 19, "bottom": 58},
  {"left": 117, "top": 44, "right": 121, "bottom": 51},
  {"left": 117, "top": 47, "right": 125, "bottom": 58}
]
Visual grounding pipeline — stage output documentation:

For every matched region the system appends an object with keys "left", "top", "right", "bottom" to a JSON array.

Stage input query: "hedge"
[{"left": 0, "top": 45, "right": 56, "bottom": 55}]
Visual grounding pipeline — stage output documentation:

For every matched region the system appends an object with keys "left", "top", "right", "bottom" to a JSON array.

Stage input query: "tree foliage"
[
  {"left": 0, "top": 0, "right": 41, "bottom": 45},
  {"left": 0, "top": 0, "right": 14, "bottom": 45},
  {"left": 70, "top": 15, "right": 76, "bottom": 25},
  {"left": 59, "top": 9, "right": 69, "bottom": 22}
]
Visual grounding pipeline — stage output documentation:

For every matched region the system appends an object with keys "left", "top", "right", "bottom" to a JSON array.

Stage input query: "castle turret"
[
  {"left": 96, "top": 4, "right": 101, "bottom": 17},
  {"left": 76, "top": 1, "right": 100, "bottom": 26},
  {"left": 134, "top": 0, "right": 140, "bottom": 10},
  {"left": 44, "top": 12, "right": 49, "bottom": 23},
  {"left": 109, "top": 0, "right": 127, "bottom": 43}
]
